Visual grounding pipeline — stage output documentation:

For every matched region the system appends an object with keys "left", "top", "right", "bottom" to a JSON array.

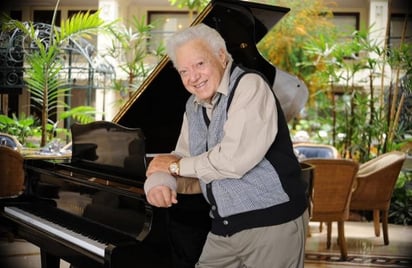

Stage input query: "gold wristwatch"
[{"left": 169, "top": 161, "right": 180, "bottom": 176}]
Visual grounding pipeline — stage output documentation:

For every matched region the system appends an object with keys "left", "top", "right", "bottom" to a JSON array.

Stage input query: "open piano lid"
[{"left": 113, "top": 0, "right": 290, "bottom": 154}]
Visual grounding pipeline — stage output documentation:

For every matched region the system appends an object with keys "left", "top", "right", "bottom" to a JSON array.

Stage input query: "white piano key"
[{"left": 4, "top": 206, "right": 106, "bottom": 257}]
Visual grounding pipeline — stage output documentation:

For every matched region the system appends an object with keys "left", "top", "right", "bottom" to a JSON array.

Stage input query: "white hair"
[{"left": 166, "top": 23, "right": 232, "bottom": 66}]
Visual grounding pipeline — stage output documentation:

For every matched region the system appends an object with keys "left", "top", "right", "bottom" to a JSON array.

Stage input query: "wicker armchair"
[
  {"left": 0, "top": 145, "right": 25, "bottom": 198},
  {"left": 350, "top": 151, "right": 406, "bottom": 245},
  {"left": 302, "top": 158, "right": 359, "bottom": 260},
  {"left": 295, "top": 143, "right": 340, "bottom": 232}
]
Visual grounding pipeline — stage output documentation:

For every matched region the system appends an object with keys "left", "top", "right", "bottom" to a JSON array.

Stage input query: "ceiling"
[
  {"left": 1, "top": 0, "right": 409, "bottom": 14},
  {"left": 1, "top": 0, "right": 170, "bottom": 9}
]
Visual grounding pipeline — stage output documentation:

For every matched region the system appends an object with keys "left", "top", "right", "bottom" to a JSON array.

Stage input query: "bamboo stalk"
[
  {"left": 379, "top": 0, "right": 393, "bottom": 115},
  {"left": 389, "top": 93, "right": 405, "bottom": 143},
  {"left": 388, "top": 13, "right": 408, "bottom": 144}
]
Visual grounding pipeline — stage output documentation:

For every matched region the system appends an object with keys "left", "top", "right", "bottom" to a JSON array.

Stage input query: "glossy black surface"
[{"left": 70, "top": 121, "right": 147, "bottom": 181}]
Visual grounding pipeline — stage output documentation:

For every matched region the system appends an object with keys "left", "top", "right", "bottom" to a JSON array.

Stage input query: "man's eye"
[{"left": 179, "top": 70, "right": 187, "bottom": 76}]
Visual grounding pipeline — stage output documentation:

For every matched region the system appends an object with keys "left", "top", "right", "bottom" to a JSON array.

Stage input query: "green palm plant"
[
  {"left": 0, "top": 113, "right": 39, "bottom": 146},
  {"left": 107, "top": 15, "right": 161, "bottom": 100},
  {"left": 4, "top": 0, "right": 112, "bottom": 147}
]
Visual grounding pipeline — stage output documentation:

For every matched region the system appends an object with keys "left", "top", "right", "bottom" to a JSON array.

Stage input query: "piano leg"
[{"left": 40, "top": 250, "right": 60, "bottom": 268}]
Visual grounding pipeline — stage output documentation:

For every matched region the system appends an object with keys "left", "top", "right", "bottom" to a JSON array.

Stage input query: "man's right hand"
[{"left": 146, "top": 185, "right": 178, "bottom": 208}]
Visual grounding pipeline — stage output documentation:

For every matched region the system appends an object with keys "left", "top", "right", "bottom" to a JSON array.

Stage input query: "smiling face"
[{"left": 175, "top": 38, "right": 227, "bottom": 103}]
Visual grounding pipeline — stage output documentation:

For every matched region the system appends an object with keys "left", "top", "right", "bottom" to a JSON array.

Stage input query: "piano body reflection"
[{"left": 0, "top": 0, "right": 292, "bottom": 267}]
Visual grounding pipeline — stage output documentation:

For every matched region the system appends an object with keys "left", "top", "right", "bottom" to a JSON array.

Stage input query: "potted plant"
[{"left": 4, "top": 0, "right": 112, "bottom": 147}]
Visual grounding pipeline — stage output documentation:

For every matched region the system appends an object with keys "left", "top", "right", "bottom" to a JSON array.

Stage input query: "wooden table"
[{"left": 20, "top": 148, "right": 72, "bottom": 160}]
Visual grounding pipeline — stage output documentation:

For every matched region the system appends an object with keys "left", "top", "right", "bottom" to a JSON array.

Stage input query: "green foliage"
[
  {"left": 296, "top": 26, "right": 411, "bottom": 162},
  {"left": 0, "top": 106, "right": 98, "bottom": 147},
  {"left": 258, "top": 0, "right": 336, "bottom": 90},
  {"left": 59, "top": 106, "right": 98, "bottom": 125},
  {"left": 105, "top": 15, "right": 165, "bottom": 107},
  {"left": 4, "top": 3, "right": 113, "bottom": 146},
  {"left": 25, "top": 50, "right": 70, "bottom": 117},
  {"left": 389, "top": 172, "right": 412, "bottom": 225},
  {"left": 0, "top": 114, "right": 40, "bottom": 146}
]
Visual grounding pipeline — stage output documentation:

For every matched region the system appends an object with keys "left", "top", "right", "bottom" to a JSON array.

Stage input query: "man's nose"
[{"left": 188, "top": 70, "right": 200, "bottom": 82}]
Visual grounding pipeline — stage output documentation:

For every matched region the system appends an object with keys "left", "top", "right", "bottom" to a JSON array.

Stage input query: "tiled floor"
[
  {"left": 0, "top": 221, "right": 411, "bottom": 268},
  {"left": 305, "top": 221, "right": 412, "bottom": 267}
]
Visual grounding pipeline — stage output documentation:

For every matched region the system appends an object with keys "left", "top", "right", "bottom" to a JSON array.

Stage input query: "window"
[
  {"left": 389, "top": 14, "right": 412, "bottom": 49},
  {"left": 0, "top": 10, "right": 24, "bottom": 116},
  {"left": 330, "top": 12, "right": 360, "bottom": 58},
  {"left": 148, "top": 11, "right": 193, "bottom": 52},
  {"left": 10, "top": 10, "right": 22, "bottom": 20},
  {"left": 332, "top": 12, "right": 359, "bottom": 39},
  {"left": 33, "top": 10, "right": 61, "bottom": 25}
]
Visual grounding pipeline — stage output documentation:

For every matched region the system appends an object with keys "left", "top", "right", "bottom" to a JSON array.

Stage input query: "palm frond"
[
  {"left": 59, "top": 106, "right": 97, "bottom": 124},
  {"left": 58, "top": 10, "right": 112, "bottom": 42}
]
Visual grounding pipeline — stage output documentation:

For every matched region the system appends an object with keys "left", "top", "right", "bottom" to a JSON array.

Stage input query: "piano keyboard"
[{"left": 4, "top": 206, "right": 106, "bottom": 257}]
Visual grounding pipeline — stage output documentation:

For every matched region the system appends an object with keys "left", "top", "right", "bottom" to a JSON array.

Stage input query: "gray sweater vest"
[{"left": 185, "top": 64, "right": 307, "bottom": 236}]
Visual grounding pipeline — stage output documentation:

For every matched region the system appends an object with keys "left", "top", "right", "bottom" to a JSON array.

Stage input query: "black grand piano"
[{"left": 0, "top": 0, "right": 294, "bottom": 267}]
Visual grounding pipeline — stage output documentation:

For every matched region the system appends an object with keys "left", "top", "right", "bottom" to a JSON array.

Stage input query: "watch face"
[{"left": 170, "top": 162, "right": 179, "bottom": 174}]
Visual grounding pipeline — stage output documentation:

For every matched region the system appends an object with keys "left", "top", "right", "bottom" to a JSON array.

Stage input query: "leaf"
[{"left": 59, "top": 106, "right": 97, "bottom": 124}]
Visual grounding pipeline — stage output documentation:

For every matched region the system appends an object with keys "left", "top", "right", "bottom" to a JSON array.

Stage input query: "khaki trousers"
[{"left": 196, "top": 209, "right": 309, "bottom": 268}]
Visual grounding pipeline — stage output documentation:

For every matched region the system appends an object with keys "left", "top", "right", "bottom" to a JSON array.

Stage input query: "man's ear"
[{"left": 218, "top": 49, "right": 227, "bottom": 67}]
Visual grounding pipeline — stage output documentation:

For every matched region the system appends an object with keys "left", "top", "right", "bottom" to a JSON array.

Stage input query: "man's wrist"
[{"left": 168, "top": 160, "right": 180, "bottom": 176}]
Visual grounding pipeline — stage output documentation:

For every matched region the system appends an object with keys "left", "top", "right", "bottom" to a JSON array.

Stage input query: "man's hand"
[
  {"left": 146, "top": 154, "right": 181, "bottom": 177},
  {"left": 146, "top": 185, "right": 178, "bottom": 207}
]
